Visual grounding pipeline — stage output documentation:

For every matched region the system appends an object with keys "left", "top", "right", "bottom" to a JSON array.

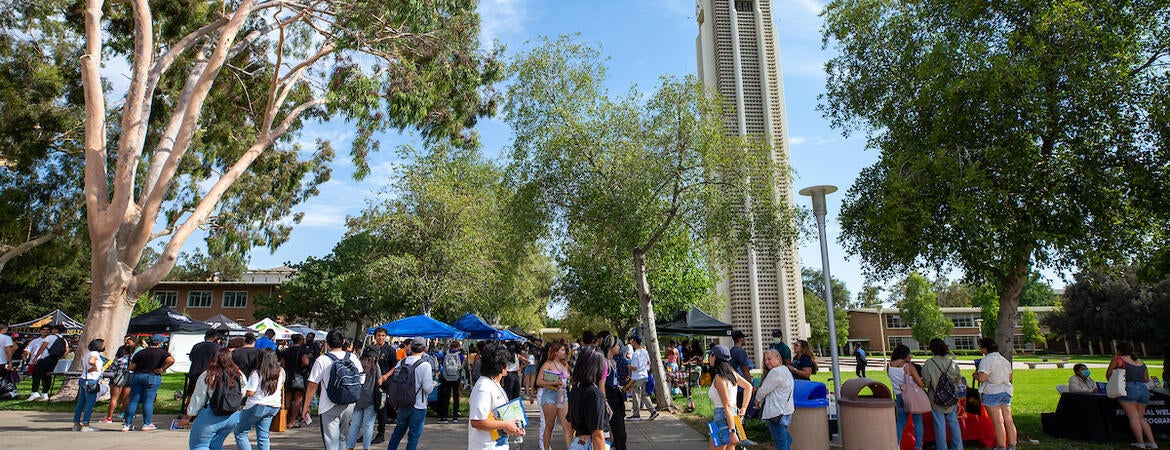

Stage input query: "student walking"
[
  {"left": 29, "top": 325, "right": 67, "bottom": 401},
  {"left": 386, "top": 338, "right": 435, "bottom": 450},
  {"left": 923, "top": 338, "right": 963, "bottom": 450},
  {"left": 123, "top": 334, "right": 174, "bottom": 432},
  {"left": 279, "top": 334, "right": 311, "bottom": 429},
  {"left": 72, "top": 339, "right": 105, "bottom": 432},
  {"left": 566, "top": 346, "right": 608, "bottom": 450},
  {"left": 437, "top": 340, "right": 465, "bottom": 423},
  {"left": 468, "top": 343, "right": 526, "bottom": 449},
  {"left": 854, "top": 343, "right": 868, "bottom": 378},
  {"left": 346, "top": 351, "right": 385, "bottom": 450},
  {"left": 601, "top": 335, "right": 628, "bottom": 450},
  {"left": 302, "top": 330, "right": 364, "bottom": 450},
  {"left": 627, "top": 336, "right": 658, "bottom": 420},
  {"left": 366, "top": 327, "right": 397, "bottom": 443},
  {"left": 234, "top": 349, "right": 284, "bottom": 450},
  {"left": 179, "top": 348, "right": 246, "bottom": 450},
  {"left": 537, "top": 342, "right": 572, "bottom": 450}
]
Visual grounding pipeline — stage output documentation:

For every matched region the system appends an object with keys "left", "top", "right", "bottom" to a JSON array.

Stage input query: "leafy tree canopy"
[{"left": 895, "top": 272, "right": 954, "bottom": 346}]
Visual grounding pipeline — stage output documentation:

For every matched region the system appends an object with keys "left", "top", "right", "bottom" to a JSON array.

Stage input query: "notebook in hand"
[{"left": 489, "top": 397, "right": 528, "bottom": 441}]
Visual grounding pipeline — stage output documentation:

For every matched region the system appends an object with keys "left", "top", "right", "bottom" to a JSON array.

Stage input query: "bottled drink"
[{"left": 958, "top": 377, "right": 968, "bottom": 396}]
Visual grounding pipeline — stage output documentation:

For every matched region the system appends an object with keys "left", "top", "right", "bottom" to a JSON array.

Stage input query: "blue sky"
[{"left": 177, "top": 0, "right": 1057, "bottom": 304}]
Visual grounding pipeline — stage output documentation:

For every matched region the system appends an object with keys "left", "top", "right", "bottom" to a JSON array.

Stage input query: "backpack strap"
[{"left": 326, "top": 352, "right": 340, "bottom": 362}]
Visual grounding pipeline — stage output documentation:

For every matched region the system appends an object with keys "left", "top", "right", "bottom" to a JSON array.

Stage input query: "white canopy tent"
[{"left": 249, "top": 318, "right": 294, "bottom": 340}]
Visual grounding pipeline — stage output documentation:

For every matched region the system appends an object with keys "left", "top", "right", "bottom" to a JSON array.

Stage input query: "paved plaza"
[{"left": 0, "top": 399, "right": 710, "bottom": 450}]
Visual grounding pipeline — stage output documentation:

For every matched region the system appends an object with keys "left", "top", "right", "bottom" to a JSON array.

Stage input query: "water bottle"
[{"left": 958, "top": 377, "right": 968, "bottom": 396}]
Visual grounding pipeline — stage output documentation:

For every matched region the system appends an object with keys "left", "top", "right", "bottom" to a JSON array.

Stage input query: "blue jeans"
[
  {"left": 347, "top": 405, "right": 377, "bottom": 450},
  {"left": 894, "top": 395, "right": 924, "bottom": 449},
  {"left": 766, "top": 419, "right": 791, "bottom": 450},
  {"left": 387, "top": 407, "right": 426, "bottom": 450},
  {"left": 124, "top": 373, "right": 162, "bottom": 427},
  {"left": 189, "top": 406, "right": 241, "bottom": 450},
  {"left": 235, "top": 404, "right": 280, "bottom": 450},
  {"left": 930, "top": 408, "right": 963, "bottom": 450},
  {"left": 73, "top": 379, "right": 98, "bottom": 424}
]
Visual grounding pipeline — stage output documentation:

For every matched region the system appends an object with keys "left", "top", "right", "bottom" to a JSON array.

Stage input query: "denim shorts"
[
  {"left": 523, "top": 364, "right": 537, "bottom": 375},
  {"left": 539, "top": 387, "right": 564, "bottom": 405},
  {"left": 569, "top": 435, "right": 605, "bottom": 450},
  {"left": 1121, "top": 381, "right": 1151, "bottom": 404},
  {"left": 981, "top": 392, "right": 1012, "bottom": 407}
]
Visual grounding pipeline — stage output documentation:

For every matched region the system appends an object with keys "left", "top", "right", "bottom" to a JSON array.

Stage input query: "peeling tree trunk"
[
  {"left": 994, "top": 262, "right": 1029, "bottom": 361},
  {"left": 633, "top": 250, "right": 673, "bottom": 410}
]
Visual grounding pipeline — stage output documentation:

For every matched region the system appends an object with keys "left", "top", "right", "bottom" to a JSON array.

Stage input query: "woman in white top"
[
  {"left": 756, "top": 349, "right": 794, "bottom": 450},
  {"left": 469, "top": 343, "right": 525, "bottom": 450},
  {"left": 707, "top": 345, "right": 753, "bottom": 450},
  {"left": 975, "top": 338, "right": 1016, "bottom": 450},
  {"left": 234, "top": 349, "right": 284, "bottom": 450},
  {"left": 72, "top": 339, "right": 105, "bottom": 432},
  {"left": 888, "top": 344, "right": 925, "bottom": 449},
  {"left": 179, "top": 348, "right": 247, "bottom": 450}
]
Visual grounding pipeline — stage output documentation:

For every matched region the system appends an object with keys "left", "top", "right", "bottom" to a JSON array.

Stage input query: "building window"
[
  {"left": 734, "top": 1, "right": 753, "bottom": 12},
  {"left": 187, "top": 291, "right": 212, "bottom": 308},
  {"left": 885, "top": 315, "right": 909, "bottom": 329},
  {"left": 952, "top": 336, "right": 978, "bottom": 351},
  {"left": 888, "top": 336, "right": 918, "bottom": 350},
  {"left": 154, "top": 291, "right": 178, "bottom": 308},
  {"left": 950, "top": 314, "right": 976, "bottom": 328},
  {"left": 222, "top": 291, "right": 248, "bottom": 309}
]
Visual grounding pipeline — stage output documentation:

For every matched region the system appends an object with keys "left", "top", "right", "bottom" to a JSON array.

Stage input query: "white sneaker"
[
  {"left": 80, "top": 426, "right": 98, "bottom": 432},
  {"left": 38, "top": 393, "right": 50, "bottom": 401}
]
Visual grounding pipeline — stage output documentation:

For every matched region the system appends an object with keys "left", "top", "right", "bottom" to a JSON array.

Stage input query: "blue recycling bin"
[{"left": 791, "top": 380, "right": 830, "bottom": 450}]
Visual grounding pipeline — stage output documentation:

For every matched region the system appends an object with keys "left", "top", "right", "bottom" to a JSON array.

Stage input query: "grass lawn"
[
  {"left": 672, "top": 367, "right": 1157, "bottom": 449},
  {"left": 0, "top": 372, "right": 188, "bottom": 414}
]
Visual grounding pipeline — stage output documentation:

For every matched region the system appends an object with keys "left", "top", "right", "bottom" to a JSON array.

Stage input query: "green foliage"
[
  {"left": 132, "top": 294, "right": 161, "bottom": 318},
  {"left": 855, "top": 283, "right": 883, "bottom": 308},
  {"left": 822, "top": 0, "right": 1170, "bottom": 357},
  {"left": 1019, "top": 272, "right": 1057, "bottom": 307},
  {"left": 802, "top": 267, "right": 850, "bottom": 349},
  {"left": 0, "top": 236, "right": 90, "bottom": 320},
  {"left": 1045, "top": 266, "right": 1170, "bottom": 346},
  {"left": 1019, "top": 310, "right": 1045, "bottom": 346},
  {"left": 166, "top": 250, "right": 247, "bottom": 282},
  {"left": 933, "top": 278, "right": 973, "bottom": 307},
  {"left": 973, "top": 284, "right": 1000, "bottom": 339},
  {"left": 896, "top": 272, "right": 954, "bottom": 345}
]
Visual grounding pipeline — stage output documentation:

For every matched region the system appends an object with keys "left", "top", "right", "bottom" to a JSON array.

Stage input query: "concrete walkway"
[{"left": 0, "top": 397, "right": 710, "bottom": 450}]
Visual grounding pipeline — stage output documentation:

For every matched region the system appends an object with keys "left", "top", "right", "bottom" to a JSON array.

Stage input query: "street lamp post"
[
  {"left": 799, "top": 185, "right": 843, "bottom": 396},
  {"left": 876, "top": 304, "right": 886, "bottom": 356}
]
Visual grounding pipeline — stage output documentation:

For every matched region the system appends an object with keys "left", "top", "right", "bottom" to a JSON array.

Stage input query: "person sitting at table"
[{"left": 1067, "top": 363, "right": 1096, "bottom": 393}]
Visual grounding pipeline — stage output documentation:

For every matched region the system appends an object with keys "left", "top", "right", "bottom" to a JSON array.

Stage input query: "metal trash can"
[
  {"left": 791, "top": 380, "right": 830, "bottom": 450},
  {"left": 838, "top": 377, "right": 896, "bottom": 450}
]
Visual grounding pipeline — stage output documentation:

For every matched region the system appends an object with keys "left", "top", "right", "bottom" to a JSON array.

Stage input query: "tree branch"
[
  {"left": 0, "top": 232, "right": 58, "bottom": 273},
  {"left": 81, "top": 0, "right": 111, "bottom": 227},
  {"left": 111, "top": 0, "right": 154, "bottom": 222}
]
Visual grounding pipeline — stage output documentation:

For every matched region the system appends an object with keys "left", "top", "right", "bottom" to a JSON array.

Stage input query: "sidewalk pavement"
[{"left": 0, "top": 396, "right": 710, "bottom": 450}]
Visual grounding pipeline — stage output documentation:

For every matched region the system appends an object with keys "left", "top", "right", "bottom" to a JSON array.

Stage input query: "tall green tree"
[
  {"left": 504, "top": 37, "right": 798, "bottom": 407},
  {"left": 54, "top": 0, "right": 501, "bottom": 358},
  {"left": 801, "top": 267, "right": 850, "bottom": 351},
  {"left": 896, "top": 273, "right": 954, "bottom": 347},
  {"left": 855, "top": 283, "right": 884, "bottom": 308},
  {"left": 1018, "top": 309, "right": 1045, "bottom": 347},
  {"left": 822, "top": 0, "right": 1170, "bottom": 359},
  {"left": 1019, "top": 272, "right": 1057, "bottom": 307},
  {"left": 933, "top": 279, "right": 973, "bottom": 307}
]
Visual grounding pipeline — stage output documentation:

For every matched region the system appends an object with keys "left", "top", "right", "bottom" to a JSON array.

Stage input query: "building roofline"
[{"left": 849, "top": 306, "right": 1057, "bottom": 314}]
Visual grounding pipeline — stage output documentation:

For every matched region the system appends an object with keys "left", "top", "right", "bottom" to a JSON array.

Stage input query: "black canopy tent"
[
  {"left": 655, "top": 306, "right": 733, "bottom": 336},
  {"left": 203, "top": 313, "right": 248, "bottom": 334},
  {"left": 127, "top": 306, "right": 212, "bottom": 333},
  {"left": 10, "top": 309, "right": 85, "bottom": 335}
]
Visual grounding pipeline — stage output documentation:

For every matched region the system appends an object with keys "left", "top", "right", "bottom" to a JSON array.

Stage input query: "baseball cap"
[
  {"left": 150, "top": 334, "right": 169, "bottom": 344},
  {"left": 771, "top": 329, "right": 784, "bottom": 338},
  {"left": 709, "top": 344, "right": 731, "bottom": 361}
]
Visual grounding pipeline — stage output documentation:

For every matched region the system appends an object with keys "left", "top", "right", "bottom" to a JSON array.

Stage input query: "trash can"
[
  {"left": 791, "top": 380, "right": 831, "bottom": 450},
  {"left": 838, "top": 377, "right": 896, "bottom": 450}
]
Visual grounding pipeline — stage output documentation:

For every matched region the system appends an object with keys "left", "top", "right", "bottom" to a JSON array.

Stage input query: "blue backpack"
[{"left": 325, "top": 352, "right": 363, "bottom": 404}]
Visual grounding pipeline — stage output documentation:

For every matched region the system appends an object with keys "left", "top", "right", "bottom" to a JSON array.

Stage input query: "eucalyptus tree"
[
  {"left": 66, "top": 0, "right": 501, "bottom": 357},
  {"left": 505, "top": 37, "right": 798, "bottom": 407},
  {"left": 822, "top": 0, "right": 1170, "bottom": 358}
]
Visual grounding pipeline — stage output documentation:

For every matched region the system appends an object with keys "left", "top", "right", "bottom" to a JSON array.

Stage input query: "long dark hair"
[
  {"left": 256, "top": 348, "right": 282, "bottom": 394},
  {"left": 1116, "top": 342, "right": 1138, "bottom": 360},
  {"left": 205, "top": 348, "right": 240, "bottom": 389},
  {"left": 571, "top": 346, "right": 605, "bottom": 386},
  {"left": 710, "top": 356, "right": 737, "bottom": 381}
]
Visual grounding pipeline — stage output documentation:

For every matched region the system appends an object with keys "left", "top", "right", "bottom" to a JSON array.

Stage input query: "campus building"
[
  {"left": 696, "top": 0, "right": 808, "bottom": 362},
  {"left": 146, "top": 267, "right": 296, "bottom": 325},
  {"left": 847, "top": 306, "right": 1058, "bottom": 354}
]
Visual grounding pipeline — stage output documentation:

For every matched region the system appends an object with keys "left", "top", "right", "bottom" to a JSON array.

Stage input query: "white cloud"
[
  {"left": 788, "top": 135, "right": 837, "bottom": 147},
  {"left": 294, "top": 202, "right": 349, "bottom": 228},
  {"left": 479, "top": 0, "right": 530, "bottom": 45}
]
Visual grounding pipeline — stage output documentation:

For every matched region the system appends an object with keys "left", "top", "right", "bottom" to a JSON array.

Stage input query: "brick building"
[
  {"left": 847, "top": 306, "right": 1057, "bottom": 354},
  {"left": 147, "top": 267, "right": 295, "bottom": 325}
]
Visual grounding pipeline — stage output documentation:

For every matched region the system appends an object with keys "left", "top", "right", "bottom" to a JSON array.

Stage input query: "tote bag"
[
  {"left": 901, "top": 381, "right": 932, "bottom": 414},
  {"left": 1107, "top": 359, "right": 1128, "bottom": 399}
]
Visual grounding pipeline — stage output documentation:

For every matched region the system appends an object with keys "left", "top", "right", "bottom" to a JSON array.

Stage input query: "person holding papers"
[{"left": 468, "top": 344, "right": 526, "bottom": 450}]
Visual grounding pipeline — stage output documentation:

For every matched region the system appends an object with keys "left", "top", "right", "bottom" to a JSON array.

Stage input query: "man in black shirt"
[
  {"left": 280, "top": 334, "right": 312, "bottom": 428},
  {"left": 232, "top": 332, "right": 260, "bottom": 376},
  {"left": 182, "top": 330, "right": 220, "bottom": 416},
  {"left": 367, "top": 327, "right": 397, "bottom": 443}
]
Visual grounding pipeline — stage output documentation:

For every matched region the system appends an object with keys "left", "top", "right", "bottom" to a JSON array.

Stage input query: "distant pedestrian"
[
  {"left": 976, "top": 338, "right": 1017, "bottom": 450},
  {"left": 279, "top": 334, "right": 311, "bottom": 429},
  {"left": 72, "top": 339, "right": 105, "bottom": 432},
  {"left": 626, "top": 336, "right": 658, "bottom": 420},
  {"left": 854, "top": 343, "right": 868, "bottom": 378},
  {"left": 123, "top": 334, "right": 174, "bottom": 432},
  {"left": 179, "top": 348, "right": 246, "bottom": 450},
  {"left": 234, "top": 348, "right": 284, "bottom": 450},
  {"left": 468, "top": 343, "right": 525, "bottom": 449},
  {"left": 729, "top": 331, "right": 755, "bottom": 407},
  {"left": 301, "top": 330, "right": 364, "bottom": 450},
  {"left": 707, "top": 345, "right": 753, "bottom": 450},
  {"left": 184, "top": 330, "right": 222, "bottom": 419},
  {"left": 386, "top": 338, "right": 435, "bottom": 450},
  {"left": 255, "top": 329, "right": 277, "bottom": 351},
  {"left": 757, "top": 349, "right": 794, "bottom": 450},
  {"left": 366, "top": 327, "right": 396, "bottom": 443},
  {"left": 437, "top": 340, "right": 465, "bottom": 423},
  {"left": 0, "top": 323, "right": 14, "bottom": 371},
  {"left": 923, "top": 339, "right": 963, "bottom": 450},
  {"left": 567, "top": 346, "right": 607, "bottom": 450},
  {"left": 101, "top": 337, "right": 136, "bottom": 423},
  {"left": 233, "top": 333, "right": 260, "bottom": 376},
  {"left": 537, "top": 342, "right": 572, "bottom": 450},
  {"left": 27, "top": 324, "right": 65, "bottom": 401},
  {"left": 600, "top": 335, "right": 627, "bottom": 450}
]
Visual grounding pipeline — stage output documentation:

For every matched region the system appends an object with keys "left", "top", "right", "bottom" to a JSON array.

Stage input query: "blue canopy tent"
[
  {"left": 451, "top": 313, "right": 527, "bottom": 341},
  {"left": 366, "top": 315, "right": 467, "bottom": 339}
]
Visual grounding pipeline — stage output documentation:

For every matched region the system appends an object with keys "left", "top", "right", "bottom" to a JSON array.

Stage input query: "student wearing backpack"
[
  {"left": 29, "top": 324, "right": 67, "bottom": 401},
  {"left": 385, "top": 338, "right": 435, "bottom": 450},
  {"left": 922, "top": 338, "right": 963, "bottom": 450},
  {"left": 302, "top": 330, "right": 365, "bottom": 450},
  {"left": 437, "top": 340, "right": 465, "bottom": 423},
  {"left": 179, "top": 348, "right": 246, "bottom": 450},
  {"left": 234, "top": 349, "right": 284, "bottom": 450}
]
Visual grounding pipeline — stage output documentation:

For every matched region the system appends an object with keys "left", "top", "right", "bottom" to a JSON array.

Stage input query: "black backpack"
[
  {"left": 385, "top": 358, "right": 424, "bottom": 409},
  {"left": 208, "top": 373, "right": 244, "bottom": 416},
  {"left": 325, "top": 352, "right": 363, "bottom": 404},
  {"left": 47, "top": 336, "right": 66, "bottom": 359},
  {"left": 929, "top": 359, "right": 960, "bottom": 407}
]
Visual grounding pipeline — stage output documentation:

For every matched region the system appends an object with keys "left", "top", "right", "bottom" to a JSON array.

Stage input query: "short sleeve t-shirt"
[
  {"left": 25, "top": 337, "right": 45, "bottom": 361},
  {"left": 567, "top": 384, "right": 606, "bottom": 437},
  {"left": 244, "top": 369, "right": 285, "bottom": 409},
  {"left": 0, "top": 333, "right": 13, "bottom": 364},
  {"left": 630, "top": 348, "right": 650, "bottom": 380},
  {"left": 188, "top": 341, "right": 221, "bottom": 377},
  {"left": 730, "top": 345, "right": 754, "bottom": 375},
  {"left": 977, "top": 352, "right": 1013, "bottom": 395},
  {"left": 791, "top": 355, "right": 815, "bottom": 380},
  {"left": 232, "top": 347, "right": 261, "bottom": 376},
  {"left": 770, "top": 342, "right": 792, "bottom": 364},
  {"left": 131, "top": 347, "right": 171, "bottom": 374},
  {"left": 467, "top": 376, "right": 510, "bottom": 449},
  {"left": 81, "top": 351, "right": 104, "bottom": 380},
  {"left": 308, "top": 350, "right": 364, "bottom": 414}
]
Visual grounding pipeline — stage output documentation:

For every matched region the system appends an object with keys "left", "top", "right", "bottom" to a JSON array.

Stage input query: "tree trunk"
[
  {"left": 633, "top": 250, "right": 673, "bottom": 410},
  {"left": 994, "top": 263, "right": 1028, "bottom": 361}
]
